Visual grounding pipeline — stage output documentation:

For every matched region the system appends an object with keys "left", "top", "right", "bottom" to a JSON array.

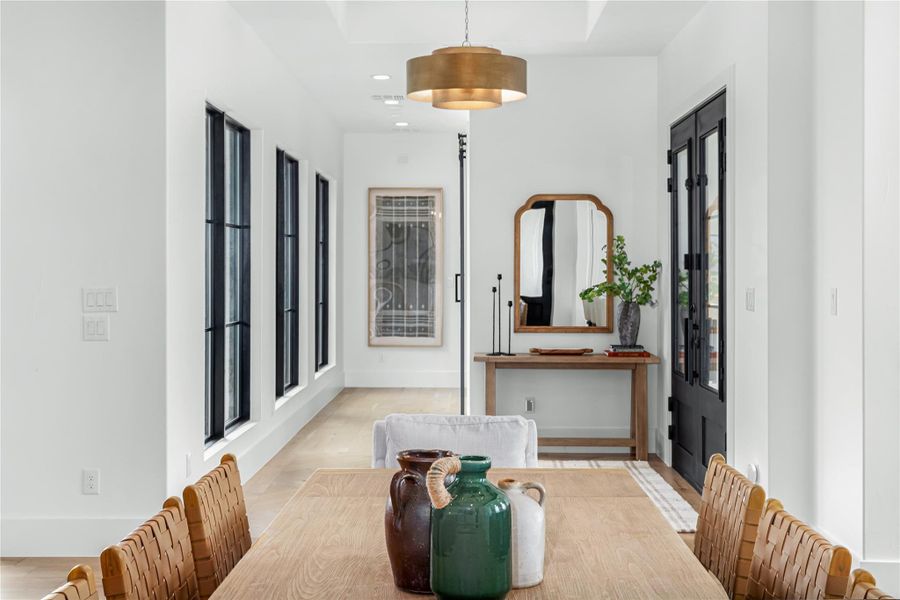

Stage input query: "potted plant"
[{"left": 579, "top": 235, "right": 662, "bottom": 346}]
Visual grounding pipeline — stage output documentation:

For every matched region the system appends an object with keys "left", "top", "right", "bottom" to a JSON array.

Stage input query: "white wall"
[
  {"left": 342, "top": 133, "right": 460, "bottom": 389},
  {"left": 1, "top": 1, "right": 168, "bottom": 555},
  {"left": 165, "top": 1, "right": 345, "bottom": 498},
  {"left": 861, "top": 1, "right": 899, "bottom": 590},
  {"left": 767, "top": 0, "right": 815, "bottom": 523},
  {"left": 469, "top": 57, "right": 658, "bottom": 449},
  {"left": 812, "top": 0, "right": 866, "bottom": 557}
]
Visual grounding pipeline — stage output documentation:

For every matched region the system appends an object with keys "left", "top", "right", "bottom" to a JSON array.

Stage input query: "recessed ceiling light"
[
  {"left": 371, "top": 74, "right": 391, "bottom": 81},
  {"left": 395, "top": 122, "right": 409, "bottom": 127},
  {"left": 384, "top": 99, "right": 400, "bottom": 106}
]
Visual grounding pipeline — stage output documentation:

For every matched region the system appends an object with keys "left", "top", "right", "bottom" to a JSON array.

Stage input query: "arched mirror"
[{"left": 514, "top": 194, "right": 614, "bottom": 333}]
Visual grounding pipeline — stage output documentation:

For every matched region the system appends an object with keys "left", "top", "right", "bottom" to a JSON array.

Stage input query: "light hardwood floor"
[{"left": 0, "top": 387, "right": 699, "bottom": 600}]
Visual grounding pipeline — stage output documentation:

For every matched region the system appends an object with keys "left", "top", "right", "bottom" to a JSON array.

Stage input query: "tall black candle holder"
[
  {"left": 489, "top": 285, "right": 501, "bottom": 356},
  {"left": 496, "top": 274, "right": 503, "bottom": 353},
  {"left": 504, "top": 300, "right": 514, "bottom": 356}
]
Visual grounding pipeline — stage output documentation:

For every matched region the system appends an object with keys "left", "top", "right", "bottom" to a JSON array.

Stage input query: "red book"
[{"left": 604, "top": 351, "right": 651, "bottom": 357}]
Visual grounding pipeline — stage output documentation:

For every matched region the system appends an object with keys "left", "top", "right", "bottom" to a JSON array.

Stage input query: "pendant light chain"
[{"left": 462, "top": 0, "right": 471, "bottom": 47}]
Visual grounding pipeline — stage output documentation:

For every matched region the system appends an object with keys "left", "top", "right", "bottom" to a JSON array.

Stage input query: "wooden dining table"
[{"left": 211, "top": 468, "right": 727, "bottom": 599}]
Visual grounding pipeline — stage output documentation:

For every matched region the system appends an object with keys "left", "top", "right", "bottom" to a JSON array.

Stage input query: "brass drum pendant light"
[{"left": 407, "top": 0, "right": 526, "bottom": 110}]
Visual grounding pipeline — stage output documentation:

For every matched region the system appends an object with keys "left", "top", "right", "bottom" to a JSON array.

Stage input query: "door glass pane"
[
  {"left": 224, "top": 325, "right": 240, "bottom": 423},
  {"left": 205, "top": 330, "right": 213, "bottom": 438},
  {"left": 675, "top": 148, "right": 690, "bottom": 375},
  {"left": 284, "top": 311, "right": 292, "bottom": 387},
  {"left": 225, "top": 126, "right": 241, "bottom": 225},
  {"left": 704, "top": 131, "right": 720, "bottom": 390},
  {"left": 284, "top": 240, "right": 292, "bottom": 308},
  {"left": 226, "top": 227, "right": 241, "bottom": 323}
]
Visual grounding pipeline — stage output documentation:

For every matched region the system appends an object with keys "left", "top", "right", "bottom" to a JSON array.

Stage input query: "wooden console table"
[{"left": 474, "top": 353, "right": 660, "bottom": 460}]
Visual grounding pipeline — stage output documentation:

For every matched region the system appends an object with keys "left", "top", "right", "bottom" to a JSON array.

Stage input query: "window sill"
[
  {"left": 314, "top": 363, "right": 336, "bottom": 381},
  {"left": 275, "top": 385, "right": 305, "bottom": 411},
  {"left": 203, "top": 420, "right": 257, "bottom": 462}
]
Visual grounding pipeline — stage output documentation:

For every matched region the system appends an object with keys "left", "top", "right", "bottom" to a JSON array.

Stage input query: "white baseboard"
[
  {"left": 860, "top": 560, "right": 900, "bottom": 597},
  {"left": 1, "top": 517, "right": 144, "bottom": 557},
  {"left": 344, "top": 370, "right": 458, "bottom": 388}
]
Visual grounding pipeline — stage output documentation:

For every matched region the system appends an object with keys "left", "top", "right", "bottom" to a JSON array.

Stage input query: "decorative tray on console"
[{"left": 528, "top": 347, "right": 593, "bottom": 356}]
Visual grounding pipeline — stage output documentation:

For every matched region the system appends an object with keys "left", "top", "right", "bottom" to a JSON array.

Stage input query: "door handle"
[{"left": 455, "top": 273, "right": 461, "bottom": 303}]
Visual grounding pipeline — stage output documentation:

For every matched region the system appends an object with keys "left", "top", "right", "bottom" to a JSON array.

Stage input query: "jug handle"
[
  {"left": 427, "top": 456, "right": 461, "bottom": 509},
  {"left": 389, "top": 472, "right": 419, "bottom": 521},
  {"left": 523, "top": 481, "right": 547, "bottom": 507}
]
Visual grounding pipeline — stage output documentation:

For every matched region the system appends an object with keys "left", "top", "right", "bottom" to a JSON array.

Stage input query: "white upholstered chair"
[{"left": 372, "top": 414, "right": 539, "bottom": 468}]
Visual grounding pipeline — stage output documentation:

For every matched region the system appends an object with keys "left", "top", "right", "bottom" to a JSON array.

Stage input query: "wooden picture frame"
[
  {"left": 368, "top": 187, "right": 443, "bottom": 346},
  {"left": 514, "top": 194, "right": 614, "bottom": 333}
]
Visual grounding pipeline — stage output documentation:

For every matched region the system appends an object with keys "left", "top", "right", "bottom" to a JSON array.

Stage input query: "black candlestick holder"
[
  {"left": 504, "top": 300, "right": 514, "bottom": 356},
  {"left": 488, "top": 285, "right": 502, "bottom": 356}
]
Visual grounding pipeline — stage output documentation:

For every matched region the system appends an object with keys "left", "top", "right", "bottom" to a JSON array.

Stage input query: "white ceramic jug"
[{"left": 498, "top": 478, "right": 546, "bottom": 588}]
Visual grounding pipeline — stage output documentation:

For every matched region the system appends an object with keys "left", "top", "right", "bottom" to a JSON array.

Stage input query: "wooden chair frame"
[
  {"left": 747, "top": 498, "right": 852, "bottom": 600},
  {"left": 41, "top": 564, "right": 99, "bottom": 600},
  {"left": 694, "top": 453, "right": 766, "bottom": 599},
  {"left": 183, "top": 453, "right": 252, "bottom": 600}
]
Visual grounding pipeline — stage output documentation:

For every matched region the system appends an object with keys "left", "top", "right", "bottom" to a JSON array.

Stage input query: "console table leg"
[
  {"left": 485, "top": 363, "right": 496, "bottom": 416},
  {"left": 632, "top": 364, "right": 648, "bottom": 461}
]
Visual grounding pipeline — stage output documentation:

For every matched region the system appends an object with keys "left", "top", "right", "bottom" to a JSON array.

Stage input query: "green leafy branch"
[{"left": 579, "top": 235, "right": 662, "bottom": 307}]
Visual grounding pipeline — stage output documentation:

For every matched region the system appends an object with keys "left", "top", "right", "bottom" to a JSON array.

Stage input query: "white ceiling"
[{"left": 231, "top": 0, "right": 705, "bottom": 133}]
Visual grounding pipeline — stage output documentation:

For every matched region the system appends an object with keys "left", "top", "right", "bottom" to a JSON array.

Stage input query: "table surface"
[
  {"left": 474, "top": 352, "right": 661, "bottom": 365},
  {"left": 211, "top": 468, "right": 726, "bottom": 599}
]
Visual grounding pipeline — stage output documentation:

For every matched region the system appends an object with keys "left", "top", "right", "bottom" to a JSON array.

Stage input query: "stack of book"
[{"left": 603, "top": 344, "right": 651, "bottom": 357}]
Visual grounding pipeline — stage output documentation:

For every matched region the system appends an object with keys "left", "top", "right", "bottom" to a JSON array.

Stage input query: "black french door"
[{"left": 669, "top": 91, "right": 726, "bottom": 491}]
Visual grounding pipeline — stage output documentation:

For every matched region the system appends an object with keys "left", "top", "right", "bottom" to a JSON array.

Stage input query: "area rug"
[{"left": 536, "top": 459, "right": 698, "bottom": 533}]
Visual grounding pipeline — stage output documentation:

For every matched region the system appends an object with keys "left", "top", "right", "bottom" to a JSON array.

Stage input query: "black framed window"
[
  {"left": 276, "top": 150, "right": 300, "bottom": 396},
  {"left": 315, "top": 174, "right": 330, "bottom": 372},
  {"left": 205, "top": 105, "right": 251, "bottom": 443}
]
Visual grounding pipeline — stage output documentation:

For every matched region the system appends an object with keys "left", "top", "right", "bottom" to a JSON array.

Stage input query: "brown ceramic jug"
[{"left": 385, "top": 449, "right": 454, "bottom": 594}]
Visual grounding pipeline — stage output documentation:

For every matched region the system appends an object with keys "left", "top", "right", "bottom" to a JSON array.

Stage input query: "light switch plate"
[
  {"left": 83, "top": 287, "right": 118, "bottom": 312},
  {"left": 745, "top": 288, "right": 755, "bottom": 312},
  {"left": 83, "top": 315, "right": 110, "bottom": 341}
]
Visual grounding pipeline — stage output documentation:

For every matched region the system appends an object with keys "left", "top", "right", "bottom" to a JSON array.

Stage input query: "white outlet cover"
[{"left": 82, "top": 468, "right": 100, "bottom": 495}]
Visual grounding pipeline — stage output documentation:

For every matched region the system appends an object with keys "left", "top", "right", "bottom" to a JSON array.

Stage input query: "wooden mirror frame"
[{"left": 514, "top": 194, "right": 614, "bottom": 333}]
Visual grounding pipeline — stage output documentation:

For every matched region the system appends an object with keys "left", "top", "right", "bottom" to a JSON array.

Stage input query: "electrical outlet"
[
  {"left": 185, "top": 452, "right": 192, "bottom": 478},
  {"left": 82, "top": 469, "right": 100, "bottom": 495},
  {"left": 525, "top": 396, "right": 536, "bottom": 413}
]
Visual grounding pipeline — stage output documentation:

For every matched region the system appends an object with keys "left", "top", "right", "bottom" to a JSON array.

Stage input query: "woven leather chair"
[
  {"left": 183, "top": 453, "right": 252, "bottom": 600},
  {"left": 845, "top": 569, "right": 894, "bottom": 600},
  {"left": 694, "top": 453, "right": 766, "bottom": 599},
  {"left": 747, "top": 498, "right": 852, "bottom": 600},
  {"left": 41, "top": 564, "right": 99, "bottom": 600},
  {"left": 100, "top": 497, "right": 199, "bottom": 600}
]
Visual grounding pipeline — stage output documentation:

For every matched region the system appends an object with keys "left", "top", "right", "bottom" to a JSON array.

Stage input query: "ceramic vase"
[
  {"left": 498, "top": 479, "right": 546, "bottom": 588},
  {"left": 385, "top": 449, "right": 454, "bottom": 594},
  {"left": 617, "top": 301, "right": 641, "bottom": 346},
  {"left": 427, "top": 455, "right": 512, "bottom": 600}
]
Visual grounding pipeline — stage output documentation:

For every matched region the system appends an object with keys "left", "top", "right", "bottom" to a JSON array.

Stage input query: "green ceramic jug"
[{"left": 426, "top": 455, "right": 512, "bottom": 600}]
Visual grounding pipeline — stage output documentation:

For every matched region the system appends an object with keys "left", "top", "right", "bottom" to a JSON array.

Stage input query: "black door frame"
[{"left": 668, "top": 90, "right": 727, "bottom": 491}]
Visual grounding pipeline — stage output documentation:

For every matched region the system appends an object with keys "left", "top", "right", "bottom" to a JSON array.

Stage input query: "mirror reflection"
[{"left": 515, "top": 196, "right": 613, "bottom": 332}]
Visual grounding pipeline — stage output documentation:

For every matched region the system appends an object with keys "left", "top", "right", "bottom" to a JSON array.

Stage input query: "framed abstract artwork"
[{"left": 368, "top": 187, "right": 443, "bottom": 346}]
